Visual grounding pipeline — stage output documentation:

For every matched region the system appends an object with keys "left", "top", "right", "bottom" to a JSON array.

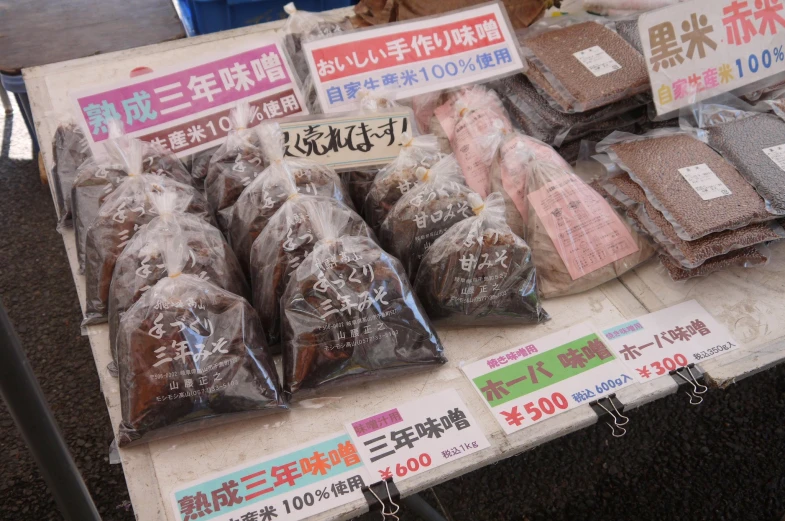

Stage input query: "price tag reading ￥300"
[{"left": 462, "top": 322, "right": 634, "bottom": 436}]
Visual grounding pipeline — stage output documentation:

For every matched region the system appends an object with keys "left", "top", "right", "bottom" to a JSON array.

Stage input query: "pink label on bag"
[{"left": 528, "top": 175, "right": 639, "bottom": 280}]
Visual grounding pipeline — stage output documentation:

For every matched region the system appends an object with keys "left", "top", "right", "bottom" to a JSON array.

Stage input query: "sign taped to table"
[
  {"left": 171, "top": 433, "right": 370, "bottom": 521},
  {"left": 345, "top": 389, "right": 489, "bottom": 482},
  {"left": 279, "top": 108, "right": 413, "bottom": 170},
  {"left": 462, "top": 322, "right": 635, "bottom": 435},
  {"left": 601, "top": 300, "right": 739, "bottom": 382},
  {"left": 639, "top": 0, "right": 785, "bottom": 115},
  {"left": 72, "top": 39, "right": 307, "bottom": 157},
  {"left": 304, "top": 1, "right": 524, "bottom": 112}
]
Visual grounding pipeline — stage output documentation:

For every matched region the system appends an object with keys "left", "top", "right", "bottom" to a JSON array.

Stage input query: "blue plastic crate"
[{"left": 188, "top": 0, "right": 354, "bottom": 35}]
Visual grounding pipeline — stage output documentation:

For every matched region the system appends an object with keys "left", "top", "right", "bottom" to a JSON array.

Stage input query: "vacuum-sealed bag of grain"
[
  {"left": 599, "top": 129, "right": 772, "bottom": 240},
  {"left": 109, "top": 192, "right": 248, "bottom": 369},
  {"left": 525, "top": 159, "right": 654, "bottom": 298},
  {"left": 83, "top": 175, "right": 212, "bottom": 326},
  {"left": 415, "top": 192, "right": 548, "bottom": 326},
  {"left": 363, "top": 133, "right": 442, "bottom": 234},
  {"left": 117, "top": 237, "right": 285, "bottom": 447},
  {"left": 51, "top": 120, "right": 92, "bottom": 223},
  {"left": 204, "top": 103, "right": 266, "bottom": 230},
  {"left": 281, "top": 234, "right": 445, "bottom": 396},
  {"left": 658, "top": 246, "right": 772, "bottom": 281},
  {"left": 380, "top": 154, "right": 475, "bottom": 278},
  {"left": 229, "top": 122, "right": 352, "bottom": 274},
  {"left": 517, "top": 16, "right": 649, "bottom": 113},
  {"left": 251, "top": 195, "right": 375, "bottom": 349}
]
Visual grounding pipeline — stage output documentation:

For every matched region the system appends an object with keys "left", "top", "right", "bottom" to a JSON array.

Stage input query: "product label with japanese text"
[
  {"left": 678, "top": 163, "right": 732, "bottom": 200},
  {"left": 304, "top": 2, "right": 523, "bottom": 112},
  {"left": 762, "top": 143, "right": 785, "bottom": 171},
  {"left": 639, "top": 0, "right": 785, "bottom": 115},
  {"left": 171, "top": 433, "right": 370, "bottom": 521},
  {"left": 345, "top": 389, "right": 489, "bottom": 482},
  {"left": 602, "top": 300, "right": 738, "bottom": 382},
  {"left": 462, "top": 322, "right": 635, "bottom": 435},
  {"left": 573, "top": 46, "right": 622, "bottom": 77},
  {"left": 73, "top": 39, "right": 307, "bottom": 158},
  {"left": 279, "top": 110, "right": 412, "bottom": 170}
]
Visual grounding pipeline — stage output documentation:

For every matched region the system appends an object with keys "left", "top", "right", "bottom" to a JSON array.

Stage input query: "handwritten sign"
[
  {"left": 346, "top": 389, "right": 489, "bottom": 482},
  {"left": 602, "top": 300, "right": 738, "bottom": 382},
  {"left": 462, "top": 323, "right": 634, "bottom": 435},
  {"left": 171, "top": 433, "right": 370, "bottom": 521},
  {"left": 279, "top": 110, "right": 412, "bottom": 170},
  {"left": 72, "top": 39, "right": 307, "bottom": 157},
  {"left": 304, "top": 2, "right": 523, "bottom": 112},
  {"left": 639, "top": 0, "right": 785, "bottom": 115}
]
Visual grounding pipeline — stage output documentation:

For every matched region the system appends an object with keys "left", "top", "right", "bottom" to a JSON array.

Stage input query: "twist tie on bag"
[
  {"left": 468, "top": 192, "right": 485, "bottom": 215},
  {"left": 415, "top": 166, "right": 430, "bottom": 182},
  {"left": 284, "top": 2, "right": 296, "bottom": 14},
  {"left": 401, "top": 132, "right": 414, "bottom": 148},
  {"left": 230, "top": 102, "right": 255, "bottom": 132},
  {"left": 257, "top": 122, "right": 285, "bottom": 162},
  {"left": 169, "top": 271, "right": 182, "bottom": 279}
]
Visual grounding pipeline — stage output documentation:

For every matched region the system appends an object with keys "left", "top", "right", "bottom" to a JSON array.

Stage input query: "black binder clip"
[
  {"left": 590, "top": 393, "right": 629, "bottom": 438},
  {"left": 362, "top": 477, "right": 401, "bottom": 520},
  {"left": 670, "top": 363, "right": 708, "bottom": 405}
]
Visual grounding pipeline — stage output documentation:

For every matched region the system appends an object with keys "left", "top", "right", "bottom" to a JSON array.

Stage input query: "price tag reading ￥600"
[
  {"left": 462, "top": 322, "right": 634, "bottom": 436},
  {"left": 345, "top": 389, "right": 489, "bottom": 482}
]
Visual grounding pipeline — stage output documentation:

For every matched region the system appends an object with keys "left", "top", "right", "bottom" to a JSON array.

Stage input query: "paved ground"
[{"left": 1, "top": 99, "right": 784, "bottom": 521}]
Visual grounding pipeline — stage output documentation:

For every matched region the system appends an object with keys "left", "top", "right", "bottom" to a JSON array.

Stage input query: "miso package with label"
[
  {"left": 281, "top": 234, "right": 445, "bottom": 396},
  {"left": 117, "top": 238, "right": 285, "bottom": 447},
  {"left": 251, "top": 195, "right": 375, "bottom": 349},
  {"left": 83, "top": 175, "right": 212, "bottom": 325},
  {"left": 51, "top": 121, "right": 92, "bottom": 223},
  {"left": 415, "top": 193, "right": 548, "bottom": 326}
]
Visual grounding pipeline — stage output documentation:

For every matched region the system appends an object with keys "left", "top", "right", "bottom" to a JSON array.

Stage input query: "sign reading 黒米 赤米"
[
  {"left": 279, "top": 109, "right": 413, "bottom": 170},
  {"left": 72, "top": 39, "right": 307, "bottom": 158},
  {"left": 639, "top": 0, "right": 785, "bottom": 115},
  {"left": 303, "top": 2, "right": 524, "bottom": 113},
  {"left": 462, "top": 322, "right": 635, "bottom": 435}
]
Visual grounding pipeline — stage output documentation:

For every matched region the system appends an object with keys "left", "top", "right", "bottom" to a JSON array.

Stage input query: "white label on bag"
[
  {"left": 678, "top": 163, "right": 731, "bottom": 201},
  {"left": 573, "top": 46, "right": 621, "bottom": 77},
  {"left": 762, "top": 144, "right": 785, "bottom": 172}
]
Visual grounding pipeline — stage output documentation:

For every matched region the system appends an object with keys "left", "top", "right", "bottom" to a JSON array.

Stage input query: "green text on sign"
[{"left": 472, "top": 334, "right": 615, "bottom": 407}]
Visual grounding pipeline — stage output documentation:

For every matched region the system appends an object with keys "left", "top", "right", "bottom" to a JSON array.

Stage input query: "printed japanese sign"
[
  {"left": 72, "top": 39, "right": 307, "bottom": 157},
  {"left": 279, "top": 109, "right": 413, "bottom": 170},
  {"left": 602, "top": 300, "right": 738, "bottom": 382},
  {"left": 462, "top": 322, "right": 635, "bottom": 435},
  {"left": 639, "top": 0, "right": 785, "bottom": 115},
  {"left": 303, "top": 2, "right": 523, "bottom": 113},
  {"left": 172, "top": 433, "right": 370, "bottom": 521},
  {"left": 345, "top": 389, "right": 490, "bottom": 482}
]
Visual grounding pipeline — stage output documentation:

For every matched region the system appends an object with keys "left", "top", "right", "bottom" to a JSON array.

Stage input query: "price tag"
[
  {"left": 171, "top": 433, "right": 370, "bottom": 521},
  {"left": 601, "top": 300, "right": 739, "bottom": 382},
  {"left": 345, "top": 389, "right": 489, "bottom": 482},
  {"left": 678, "top": 163, "right": 732, "bottom": 200},
  {"left": 462, "top": 322, "right": 634, "bottom": 435},
  {"left": 762, "top": 144, "right": 785, "bottom": 171},
  {"left": 573, "top": 46, "right": 622, "bottom": 77}
]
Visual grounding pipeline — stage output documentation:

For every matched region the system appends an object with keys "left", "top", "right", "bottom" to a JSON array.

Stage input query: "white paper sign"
[
  {"left": 639, "top": 0, "right": 785, "bottom": 115},
  {"left": 573, "top": 46, "right": 622, "bottom": 77},
  {"left": 171, "top": 433, "right": 370, "bottom": 521},
  {"left": 462, "top": 322, "right": 635, "bottom": 436},
  {"left": 601, "top": 300, "right": 738, "bottom": 382},
  {"left": 762, "top": 143, "right": 785, "bottom": 171},
  {"left": 678, "top": 163, "right": 732, "bottom": 200},
  {"left": 345, "top": 389, "right": 489, "bottom": 482}
]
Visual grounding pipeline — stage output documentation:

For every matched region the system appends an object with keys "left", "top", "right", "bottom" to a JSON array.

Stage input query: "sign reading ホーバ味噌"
[
  {"left": 72, "top": 39, "right": 307, "bottom": 157},
  {"left": 303, "top": 2, "right": 524, "bottom": 113},
  {"left": 639, "top": 0, "right": 785, "bottom": 115}
]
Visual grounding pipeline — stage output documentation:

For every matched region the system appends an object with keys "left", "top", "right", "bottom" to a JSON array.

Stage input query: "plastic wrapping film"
[
  {"left": 380, "top": 154, "right": 476, "bottom": 279},
  {"left": 433, "top": 85, "right": 512, "bottom": 196},
  {"left": 229, "top": 122, "right": 353, "bottom": 275},
  {"left": 71, "top": 135, "right": 192, "bottom": 272},
  {"left": 281, "top": 234, "right": 445, "bottom": 397},
  {"left": 83, "top": 175, "right": 212, "bottom": 326},
  {"left": 362, "top": 133, "right": 442, "bottom": 234},
  {"left": 681, "top": 97, "right": 785, "bottom": 215},
  {"left": 204, "top": 103, "right": 267, "bottom": 231},
  {"left": 659, "top": 245, "right": 771, "bottom": 282},
  {"left": 517, "top": 15, "right": 649, "bottom": 113},
  {"left": 109, "top": 193, "right": 248, "bottom": 371},
  {"left": 414, "top": 192, "right": 548, "bottom": 326},
  {"left": 117, "top": 235, "right": 285, "bottom": 447},
  {"left": 250, "top": 195, "right": 375, "bottom": 350},
  {"left": 582, "top": 0, "right": 683, "bottom": 17},
  {"left": 598, "top": 129, "right": 772, "bottom": 241},
  {"left": 589, "top": 162, "right": 785, "bottom": 269},
  {"left": 525, "top": 159, "right": 654, "bottom": 298},
  {"left": 50, "top": 119, "right": 92, "bottom": 223},
  {"left": 188, "top": 146, "right": 219, "bottom": 191}
]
